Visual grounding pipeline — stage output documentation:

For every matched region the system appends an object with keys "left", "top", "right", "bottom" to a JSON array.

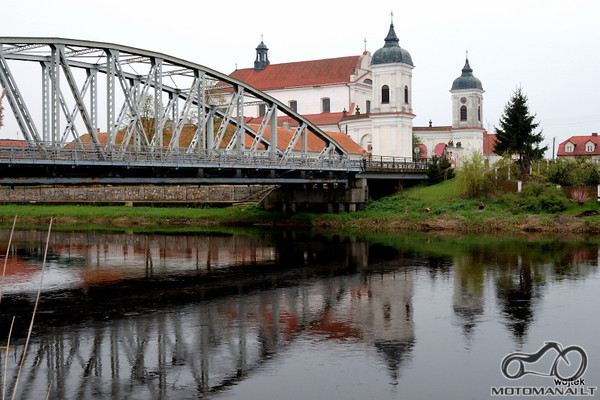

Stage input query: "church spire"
[{"left": 383, "top": 12, "right": 400, "bottom": 48}]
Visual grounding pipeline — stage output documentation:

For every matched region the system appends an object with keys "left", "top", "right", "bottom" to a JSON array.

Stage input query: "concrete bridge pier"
[{"left": 262, "top": 178, "right": 368, "bottom": 214}]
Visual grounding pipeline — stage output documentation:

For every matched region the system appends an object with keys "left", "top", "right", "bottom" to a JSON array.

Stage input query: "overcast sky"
[{"left": 1, "top": 0, "right": 599, "bottom": 157}]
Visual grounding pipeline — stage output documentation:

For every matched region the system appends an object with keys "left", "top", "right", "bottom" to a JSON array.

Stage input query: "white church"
[{"left": 229, "top": 19, "right": 497, "bottom": 164}]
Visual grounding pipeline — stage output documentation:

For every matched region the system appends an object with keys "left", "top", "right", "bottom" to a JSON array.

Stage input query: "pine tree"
[{"left": 494, "top": 87, "right": 547, "bottom": 178}]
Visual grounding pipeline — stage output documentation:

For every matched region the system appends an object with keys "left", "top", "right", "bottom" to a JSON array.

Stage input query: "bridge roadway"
[{"left": 0, "top": 144, "right": 428, "bottom": 186}]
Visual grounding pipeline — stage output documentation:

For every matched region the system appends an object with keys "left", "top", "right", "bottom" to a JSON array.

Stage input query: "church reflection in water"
[{"left": 0, "top": 230, "right": 597, "bottom": 399}]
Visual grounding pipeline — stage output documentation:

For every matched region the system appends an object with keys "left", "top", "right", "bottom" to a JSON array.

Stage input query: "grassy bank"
[
  {"left": 0, "top": 203, "right": 279, "bottom": 231},
  {"left": 313, "top": 179, "right": 600, "bottom": 234},
  {"left": 1, "top": 179, "right": 599, "bottom": 234}
]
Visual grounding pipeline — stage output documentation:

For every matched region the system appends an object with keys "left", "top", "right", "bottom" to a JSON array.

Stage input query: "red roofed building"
[
  {"left": 0, "top": 139, "right": 28, "bottom": 147},
  {"left": 75, "top": 122, "right": 364, "bottom": 156},
  {"left": 557, "top": 133, "right": 600, "bottom": 162},
  {"left": 230, "top": 18, "right": 498, "bottom": 163},
  {"left": 229, "top": 44, "right": 372, "bottom": 132}
]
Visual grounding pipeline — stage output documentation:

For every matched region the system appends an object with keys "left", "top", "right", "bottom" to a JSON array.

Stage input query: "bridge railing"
[
  {"left": 0, "top": 143, "right": 364, "bottom": 171},
  {"left": 363, "top": 155, "right": 429, "bottom": 171}
]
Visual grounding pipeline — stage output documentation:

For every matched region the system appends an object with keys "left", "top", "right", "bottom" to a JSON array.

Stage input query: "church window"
[
  {"left": 364, "top": 78, "right": 373, "bottom": 85},
  {"left": 460, "top": 105, "right": 467, "bottom": 121},
  {"left": 366, "top": 100, "right": 371, "bottom": 114},
  {"left": 381, "top": 85, "right": 390, "bottom": 104},
  {"left": 258, "top": 104, "right": 266, "bottom": 117},
  {"left": 289, "top": 100, "right": 297, "bottom": 112},
  {"left": 404, "top": 85, "right": 409, "bottom": 104},
  {"left": 322, "top": 98, "right": 330, "bottom": 113},
  {"left": 478, "top": 106, "right": 481, "bottom": 121}
]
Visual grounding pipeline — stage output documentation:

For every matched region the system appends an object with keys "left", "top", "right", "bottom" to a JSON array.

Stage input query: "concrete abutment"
[{"left": 261, "top": 178, "right": 368, "bottom": 213}]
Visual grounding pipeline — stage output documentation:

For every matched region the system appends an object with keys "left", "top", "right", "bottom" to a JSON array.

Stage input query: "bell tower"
[
  {"left": 254, "top": 36, "right": 270, "bottom": 72},
  {"left": 450, "top": 56, "right": 484, "bottom": 128}
]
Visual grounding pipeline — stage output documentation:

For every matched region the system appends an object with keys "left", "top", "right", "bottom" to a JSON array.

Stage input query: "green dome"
[
  {"left": 371, "top": 23, "right": 413, "bottom": 66},
  {"left": 451, "top": 59, "right": 483, "bottom": 90}
]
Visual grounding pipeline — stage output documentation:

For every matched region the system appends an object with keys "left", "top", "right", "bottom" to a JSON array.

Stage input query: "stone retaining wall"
[{"left": 0, "top": 185, "right": 273, "bottom": 204}]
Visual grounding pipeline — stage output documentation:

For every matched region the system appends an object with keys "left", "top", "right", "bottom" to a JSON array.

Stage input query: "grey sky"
[{"left": 1, "top": 0, "right": 599, "bottom": 156}]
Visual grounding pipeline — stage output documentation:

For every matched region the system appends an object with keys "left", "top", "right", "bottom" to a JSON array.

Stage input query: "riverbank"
[{"left": 1, "top": 180, "right": 599, "bottom": 234}]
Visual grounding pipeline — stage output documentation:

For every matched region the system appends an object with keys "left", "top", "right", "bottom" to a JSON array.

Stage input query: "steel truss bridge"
[{"left": 0, "top": 38, "right": 426, "bottom": 186}]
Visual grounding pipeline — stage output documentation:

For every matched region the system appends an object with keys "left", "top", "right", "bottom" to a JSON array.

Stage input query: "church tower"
[
  {"left": 368, "top": 17, "right": 415, "bottom": 158},
  {"left": 254, "top": 39, "right": 270, "bottom": 71},
  {"left": 450, "top": 58, "right": 484, "bottom": 128}
]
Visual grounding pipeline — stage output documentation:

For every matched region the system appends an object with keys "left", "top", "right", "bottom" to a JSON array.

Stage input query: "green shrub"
[
  {"left": 547, "top": 160, "right": 600, "bottom": 186},
  {"left": 457, "top": 152, "right": 496, "bottom": 198},
  {"left": 501, "top": 183, "right": 569, "bottom": 214}
]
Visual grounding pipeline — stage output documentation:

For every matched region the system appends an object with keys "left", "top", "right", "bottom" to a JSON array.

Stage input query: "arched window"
[
  {"left": 478, "top": 106, "right": 481, "bottom": 121},
  {"left": 366, "top": 100, "right": 371, "bottom": 114},
  {"left": 404, "top": 85, "right": 409, "bottom": 104},
  {"left": 381, "top": 85, "right": 390, "bottom": 104},
  {"left": 322, "top": 98, "right": 330, "bottom": 113},
  {"left": 460, "top": 105, "right": 467, "bottom": 121}
]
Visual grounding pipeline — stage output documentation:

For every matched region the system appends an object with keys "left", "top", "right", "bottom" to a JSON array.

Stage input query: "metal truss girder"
[
  {"left": 281, "top": 123, "right": 307, "bottom": 161},
  {"left": 59, "top": 71, "right": 94, "bottom": 145},
  {"left": 55, "top": 45, "right": 101, "bottom": 149},
  {"left": 0, "top": 50, "right": 42, "bottom": 145},
  {"left": 106, "top": 49, "right": 116, "bottom": 149},
  {"left": 168, "top": 76, "right": 199, "bottom": 150},
  {"left": 212, "top": 86, "right": 239, "bottom": 150},
  {"left": 89, "top": 68, "right": 98, "bottom": 139},
  {"left": 249, "top": 103, "right": 275, "bottom": 152},
  {"left": 64, "top": 47, "right": 103, "bottom": 57},
  {"left": 153, "top": 58, "right": 163, "bottom": 148},
  {"left": 150, "top": 95, "right": 175, "bottom": 149},
  {"left": 314, "top": 143, "right": 335, "bottom": 165},
  {"left": 187, "top": 72, "right": 207, "bottom": 151},
  {"left": 113, "top": 58, "right": 151, "bottom": 150},
  {"left": 225, "top": 86, "right": 244, "bottom": 152},
  {"left": 0, "top": 38, "right": 351, "bottom": 162},
  {"left": 1, "top": 43, "right": 45, "bottom": 54},
  {"left": 41, "top": 61, "right": 50, "bottom": 142},
  {"left": 50, "top": 46, "right": 60, "bottom": 143}
]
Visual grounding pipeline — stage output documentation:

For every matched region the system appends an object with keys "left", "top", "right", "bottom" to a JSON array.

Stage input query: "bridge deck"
[{"left": 0, "top": 145, "right": 428, "bottom": 186}]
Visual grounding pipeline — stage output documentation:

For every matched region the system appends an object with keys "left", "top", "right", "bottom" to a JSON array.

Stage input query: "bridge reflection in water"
[
  {"left": 0, "top": 231, "right": 598, "bottom": 399},
  {"left": 0, "top": 230, "right": 414, "bottom": 399}
]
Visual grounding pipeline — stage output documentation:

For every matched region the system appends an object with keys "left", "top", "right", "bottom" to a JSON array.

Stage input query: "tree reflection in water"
[{"left": 0, "top": 230, "right": 597, "bottom": 399}]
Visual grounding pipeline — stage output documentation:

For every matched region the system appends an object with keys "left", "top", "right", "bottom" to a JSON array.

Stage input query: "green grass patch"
[{"left": 0, "top": 203, "right": 280, "bottom": 230}]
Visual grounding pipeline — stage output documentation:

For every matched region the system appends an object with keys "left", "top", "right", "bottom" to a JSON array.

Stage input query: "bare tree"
[{"left": 0, "top": 88, "right": 6, "bottom": 130}]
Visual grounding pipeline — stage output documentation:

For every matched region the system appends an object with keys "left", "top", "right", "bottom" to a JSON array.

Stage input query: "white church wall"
[{"left": 371, "top": 64, "right": 413, "bottom": 114}]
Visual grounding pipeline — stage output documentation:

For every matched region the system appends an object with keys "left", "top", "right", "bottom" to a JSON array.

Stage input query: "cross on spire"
[
  {"left": 364, "top": 37, "right": 367, "bottom": 52},
  {"left": 391, "top": 10, "right": 394, "bottom": 23}
]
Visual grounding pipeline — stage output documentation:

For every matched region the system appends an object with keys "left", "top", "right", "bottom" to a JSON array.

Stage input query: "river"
[{"left": 0, "top": 229, "right": 598, "bottom": 399}]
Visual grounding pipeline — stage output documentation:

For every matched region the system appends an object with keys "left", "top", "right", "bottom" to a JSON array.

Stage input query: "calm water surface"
[{"left": 0, "top": 229, "right": 598, "bottom": 399}]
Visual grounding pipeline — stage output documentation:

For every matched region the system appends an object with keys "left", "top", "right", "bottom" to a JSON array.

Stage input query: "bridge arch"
[{"left": 0, "top": 37, "right": 350, "bottom": 160}]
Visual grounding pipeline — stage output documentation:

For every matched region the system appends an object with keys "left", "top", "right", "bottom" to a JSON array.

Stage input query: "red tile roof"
[
  {"left": 483, "top": 132, "right": 498, "bottom": 155},
  {"left": 246, "top": 112, "right": 345, "bottom": 129},
  {"left": 244, "top": 124, "right": 364, "bottom": 155},
  {"left": 74, "top": 123, "right": 363, "bottom": 155},
  {"left": 0, "top": 139, "right": 28, "bottom": 147},
  {"left": 413, "top": 126, "right": 452, "bottom": 132},
  {"left": 557, "top": 134, "right": 600, "bottom": 156},
  {"left": 229, "top": 56, "right": 363, "bottom": 90}
]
